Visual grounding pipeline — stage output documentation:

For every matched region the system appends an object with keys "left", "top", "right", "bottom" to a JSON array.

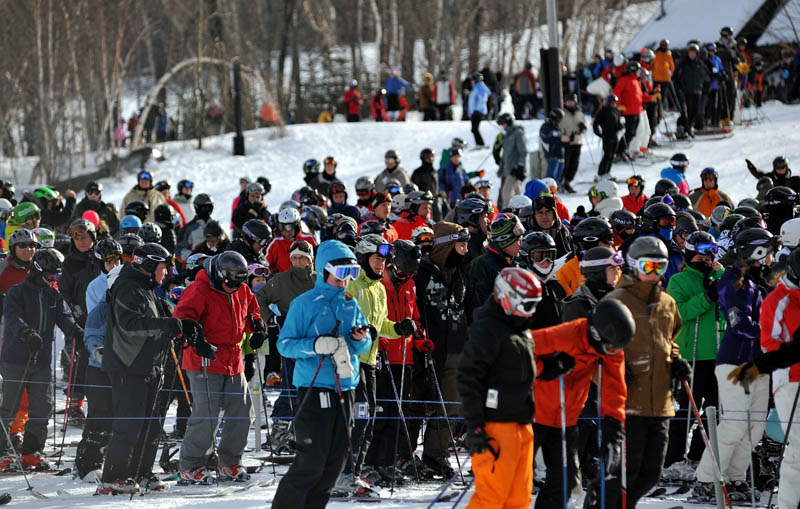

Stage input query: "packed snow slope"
[{"left": 101, "top": 101, "right": 799, "bottom": 227}]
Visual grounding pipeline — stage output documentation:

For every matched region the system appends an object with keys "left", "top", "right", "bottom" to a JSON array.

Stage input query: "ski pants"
[
  {"left": 665, "top": 359, "right": 718, "bottom": 465},
  {"left": 101, "top": 370, "right": 162, "bottom": 482},
  {"left": 499, "top": 175, "right": 523, "bottom": 209},
  {"left": 545, "top": 159, "right": 565, "bottom": 183},
  {"left": 344, "top": 363, "right": 376, "bottom": 476},
  {"left": 180, "top": 370, "right": 251, "bottom": 470},
  {"left": 407, "top": 352, "right": 461, "bottom": 461},
  {"left": 685, "top": 92, "right": 703, "bottom": 131},
  {"left": 272, "top": 387, "right": 354, "bottom": 509},
  {"left": 604, "top": 415, "right": 669, "bottom": 509},
  {"left": 471, "top": 112, "right": 485, "bottom": 146},
  {"left": 0, "top": 362, "right": 51, "bottom": 455},
  {"left": 75, "top": 366, "right": 113, "bottom": 477},
  {"left": 621, "top": 114, "right": 639, "bottom": 156},
  {"left": 366, "top": 363, "right": 412, "bottom": 466},
  {"left": 695, "top": 365, "right": 768, "bottom": 482},
  {"left": 562, "top": 144, "right": 581, "bottom": 184},
  {"left": 776, "top": 381, "right": 800, "bottom": 509},
  {"left": 468, "top": 421, "right": 533, "bottom": 509},
  {"left": 599, "top": 137, "right": 617, "bottom": 176},
  {"left": 533, "top": 423, "right": 579, "bottom": 509}
]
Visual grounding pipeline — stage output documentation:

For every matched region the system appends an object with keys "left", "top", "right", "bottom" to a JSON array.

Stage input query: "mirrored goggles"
[
  {"left": 325, "top": 262, "right": 361, "bottom": 281},
  {"left": 637, "top": 257, "right": 668, "bottom": 275},
  {"left": 686, "top": 242, "right": 717, "bottom": 255}
]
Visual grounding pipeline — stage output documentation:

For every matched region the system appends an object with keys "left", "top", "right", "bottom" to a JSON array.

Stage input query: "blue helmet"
[
  {"left": 168, "top": 286, "right": 185, "bottom": 305},
  {"left": 121, "top": 214, "right": 143, "bottom": 230}
]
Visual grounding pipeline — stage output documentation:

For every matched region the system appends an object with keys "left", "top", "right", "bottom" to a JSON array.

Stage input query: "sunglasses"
[
  {"left": 325, "top": 262, "right": 361, "bottom": 281},
  {"left": 17, "top": 242, "right": 37, "bottom": 249},
  {"left": 637, "top": 257, "right": 668, "bottom": 275}
]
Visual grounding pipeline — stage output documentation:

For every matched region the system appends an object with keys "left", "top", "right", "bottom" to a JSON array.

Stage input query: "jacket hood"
[
  {"left": 315, "top": 240, "right": 357, "bottom": 287},
  {"left": 430, "top": 221, "right": 463, "bottom": 269}
]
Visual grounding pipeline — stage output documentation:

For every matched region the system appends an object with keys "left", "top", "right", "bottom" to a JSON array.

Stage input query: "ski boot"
[
  {"left": 270, "top": 420, "right": 295, "bottom": 455},
  {"left": 66, "top": 404, "right": 86, "bottom": 428},
  {"left": 660, "top": 459, "right": 697, "bottom": 483},
  {"left": 180, "top": 467, "right": 216, "bottom": 485},
  {"left": 375, "top": 464, "right": 407, "bottom": 486},
  {"left": 689, "top": 481, "right": 716, "bottom": 503},
  {"left": 397, "top": 455, "right": 437, "bottom": 480},
  {"left": 138, "top": 472, "right": 167, "bottom": 492},
  {"left": 332, "top": 472, "right": 380, "bottom": 499},
  {"left": 20, "top": 452, "right": 51, "bottom": 471},
  {"left": 265, "top": 371, "right": 281, "bottom": 387},
  {"left": 159, "top": 443, "right": 179, "bottom": 473},
  {"left": 0, "top": 456, "right": 19, "bottom": 472},
  {"left": 422, "top": 454, "right": 454, "bottom": 479},
  {"left": 96, "top": 479, "right": 138, "bottom": 495},
  {"left": 75, "top": 469, "right": 102, "bottom": 483},
  {"left": 218, "top": 465, "right": 251, "bottom": 482},
  {"left": 728, "top": 480, "right": 759, "bottom": 503}
]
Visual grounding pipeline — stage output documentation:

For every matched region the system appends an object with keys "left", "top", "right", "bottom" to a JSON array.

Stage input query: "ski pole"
[
  {"left": 742, "top": 378, "right": 756, "bottom": 509},
  {"left": 621, "top": 421, "right": 627, "bottom": 509},
  {"left": 56, "top": 335, "right": 77, "bottom": 467},
  {"left": 130, "top": 371, "right": 167, "bottom": 499},
  {"left": 425, "top": 351, "right": 465, "bottom": 484},
  {"left": 171, "top": 347, "right": 191, "bottom": 406},
  {"left": 254, "top": 352, "right": 277, "bottom": 479},
  {"left": 683, "top": 379, "right": 733, "bottom": 509},
  {"left": 0, "top": 394, "right": 47, "bottom": 499},
  {"left": 559, "top": 375, "right": 568, "bottom": 509},
  {"left": 427, "top": 454, "right": 473, "bottom": 509},
  {"left": 390, "top": 333, "right": 415, "bottom": 486},
  {"left": 766, "top": 381, "right": 800, "bottom": 509},
  {"left": 596, "top": 360, "right": 605, "bottom": 509},
  {"left": 685, "top": 317, "right": 700, "bottom": 460},
  {"left": 328, "top": 355, "right": 358, "bottom": 479},
  {"left": 380, "top": 349, "right": 419, "bottom": 489},
  {"left": 52, "top": 344, "right": 57, "bottom": 453}
]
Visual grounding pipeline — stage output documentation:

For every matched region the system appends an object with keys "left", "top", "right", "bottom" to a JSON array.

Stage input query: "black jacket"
[
  {"left": 1, "top": 272, "right": 77, "bottom": 369},
  {"left": 41, "top": 196, "right": 76, "bottom": 232},
  {"left": 74, "top": 198, "right": 120, "bottom": 235},
  {"left": 411, "top": 163, "right": 439, "bottom": 194},
  {"left": 593, "top": 105, "right": 623, "bottom": 140},
  {"left": 674, "top": 56, "right": 710, "bottom": 95},
  {"left": 232, "top": 200, "right": 270, "bottom": 237},
  {"left": 529, "top": 279, "right": 565, "bottom": 330},
  {"left": 103, "top": 263, "right": 182, "bottom": 376},
  {"left": 458, "top": 299, "right": 535, "bottom": 428},
  {"left": 227, "top": 238, "right": 267, "bottom": 266},
  {"left": 469, "top": 243, "right": 514, "bottom": 305},
  {"left": 415, "top": 256, "right": 473, "bottom": 355},
  {"left": 59, "top": 247, "right": 103, "bottom": 327},
  {"left": 156, "top": 221, "right": 177, "bottom": 254}
]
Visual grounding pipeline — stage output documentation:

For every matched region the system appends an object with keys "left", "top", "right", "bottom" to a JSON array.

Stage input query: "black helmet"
[
  {"left": 734, "top": 228, "right": 778, "bottom": 266},
  {"left": 419, "top": 148, "right": 435, "bottom": 161},
  {"left": 654, "top": 179, "right": 679, "bottom": 196},
  {"left": 403, "top": 183, "right": 419, "bottom": 194},
  {"left": 257, "top": 176, "right": 272, "bottom": 194},
  {"left": 785, "top": 248, "right": 800, "bottom": 287},
  {"left": 737, "top": 198, "right": 760, "bottom": 210},
  {"left": 177, "top": 179, "right": 194, "bottom": 192},
  {"left": 610, "top": 209, "right": 637, "bottom": 233},
  {"left": 628, "top": 236, "right": 669, "bottom": 261},
  {"left": 242, "top": 219, "right": 272, "bottom": 246},
  {"left": 573, "top": 217, "right": 614, "bottom": 253},
  {"left": 154, "top": 203, "right": 176, "bottom": 224},
  {"left": 671, "top": 194, "right": 692, "bottom": 212},
  {"left": 360, "top": 219, "right": 387, "bottom": 236},
  {"left": 132, "top": 242, "right": 172, "bottom": 273},
  {"left": 774, "top": 155, "right": 789, "bottom": 169},
  {"left": 590, "top": 300, "right": 635, "bottom": 351},
  {"left": 687, "top": 209, "right": 710, "bottom": 229},
  {"left": 520, "top": 231, "right": 557, "bottom": 260},
  {"left": 676, "top": 211, "right": 698, "bottom": 235},
  {"left": 497, "top": 112, "right": 514, "bottom": 126},
  {"left": 203, "top": 220, "right": 224, "bottom": 239},
  {"left": 185, "top": 252, "right": 211, "bottom": 280},
  {"left": 470, "top": 71, "right": 483, "bottom": 82},
  {"left": 115, "top": 233, "right": 144, "bottom": 254},
  {"left": 731, "top": 205, "right": 761, "bottom": 218},
  {"left": 626, "top": 175, "right": 645, "bottom": 188},
  {"left": 94, "top": 237, "right": 123, "bottom": 261},
  {"left": 731, "top": 215, "right": 767, "bottom": 242},
  {"left": 763, "top": 186, "right": 797, "bottom": 210},
  {"left": 54, "top": 233, "right": 71, "bottom": 254},
  {"left": 641, "top": 203, "right": 676, "bottom": 231},
  {"left": 139, "top": 222, "right": 163, "bottom": 243},
  {"left": 125, "top": 200, "right": 150, "bottom": 221},
  {"left": 548, "top": 108, "right": 564, "bottom": 123},
  {"left": 720, "top": 26, "right": 733, "bottom": 36},
  {"left": 85, "top": 181, "right": 103, "bottom": 194},
  {"left": 684, "top": 231, "right": 717, "bottom": 263},
  {"left": 384, "top": 149, "right": 400, "bottom": 162},
  {"left": 455, "top": 197, "right": 489, "bottom": 228},
  {"left": 719, "top": 213, "right": 745, "bottom": 233},
  {"left": 580, "top": 246, "right": 622, "bottom": 282},
  {"left": 626, "top": 60, "right": 641, "bottom": 74},
  {"left": 211, "top": 251, "right": 249, "bottom": 288},
  {"left": 303, "top": 158, "right": 321, "bottom": 175},
  {"left": 757, "top": 176, "right": 774, "bottom": 194},
  {"left": 194, "top": 193, "right": 214, "bottom": 207},
  {"left": 32, "top": 248, "right": 64, "bottom": 275},
  {"left": 390, "top": 239, "right": 422, "bottom": 275},
  {"left": 154, "top": 180, "right": 171, "bottom": 192},
  {"left": 304, "top": 205, "right": 328, "bottom": 232}
]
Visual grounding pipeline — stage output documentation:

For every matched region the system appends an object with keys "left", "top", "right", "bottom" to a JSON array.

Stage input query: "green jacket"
[
  {"left": 347, "top": 270, "right": 399, "bottom": 366},
  {"left": 665, "top": 264, "right": 726, "bottom": 361}
]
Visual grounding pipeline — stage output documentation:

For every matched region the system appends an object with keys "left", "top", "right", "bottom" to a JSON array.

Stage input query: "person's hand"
[
  {"left": 537, "top": 351, "right": 576, "bottom": 381},
  {"left": 671, "top": 357, "right": 692, "bottom": 393},
  {"left": 465, "top": 427, "right": 490, "bottom": 455},
  {"left": 92, "top": 346, "right": 104, "bottom": 364},
  {"left": 618, "top": 104, "right": 627, "bottom": 113},
  {"left": 244, "top": 353, "right": 256, "bottom": 382},
  {"left": 651, "top": 92, "right": 661, "bottom": 101},
  {"left": 511, "top": 165, "right": 526, "bottom": 181},
  {"left": 194, "top": 337, "right": 218, "bottom": 360},
  {"left": 181, "top": 318, "right": 203, "bottom": 346},
  {"left": 712, "top": 261, "right": 724, "bottom": 272},
  {"left": 315, "top": 335, "right": 343, "bottom": 355},
  {"left": 703, "top": 277, "right": 719, "bottom": 303},
  {"left": 21, "top": 328, "right": 42, "bottom": 354},
  {"left": 249, "top": 318, "right": 267, "bottom": 350},
  {"left": 414, "top": 338, "right": 435, "bottom": 352},
  {"left": 394, "top": 318, "right": 416, "bottom": 337},
  {"left": 560, "top": 135, "right": 570, "bottom": 143},
  {"left": 378, "top": 337, "right": 391, "bottom": 351},
  {"left": 727, "top": 362, "right": 758, "bottom": 387},
  {"left": 601, "top": 417, "right": 624, "bottom": 475}
]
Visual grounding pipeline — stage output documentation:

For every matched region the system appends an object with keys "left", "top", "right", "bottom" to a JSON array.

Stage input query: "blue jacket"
[
  {"left": 708, "top": 55, "right": 723, "bottom": 89},
  {"left": 716, "top": 263, "right": 768, "bottom": 366},
  {"left": 467, "top": 82, "right": 491, "bottom": 116},
  {"left": 329, "top": 198, "right": 362, "bottom": 224},
  {"left": 385, "top": 76, "right": 412, "bottom": 95},
  {"left": 85, "top": 300, "right": 107, "bottom": 369},
  {"left": 660, "top": 167, "right": 687, "bottom": 189},
  {"left": 86, "top": 272, "right": 108, "bottom": 314},
  {"left": 277, "top": 240, "right": 371, "bottom": 391},
  {"left": 438, "top": 161, "right": 470, "bottom": 207},
  {"left": 539, "top": 120, "right": 564, "bottom": 160}
]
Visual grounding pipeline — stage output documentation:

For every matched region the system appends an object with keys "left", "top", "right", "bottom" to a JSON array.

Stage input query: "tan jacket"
[
  {"left": 605, "top": 275, "right": 682, "bottom": 417},
  {"left": 560, "top": 109, "right": 588, "bottom": 145},
  {"left": 120, "top": 186, "right": 167, "bottom": 222},
  {"left": 419, "top": 74, "right": 435, "bottom": 110}
]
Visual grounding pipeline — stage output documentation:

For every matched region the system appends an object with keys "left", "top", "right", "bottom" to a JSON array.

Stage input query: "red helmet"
[{"left": 493, "top": 267, "right": 542, "bottom": 317}]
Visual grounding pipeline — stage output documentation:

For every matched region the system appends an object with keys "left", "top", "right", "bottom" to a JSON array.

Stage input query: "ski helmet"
[
  {"left": 773, "top": 155, "right": 789, "bottom": 170},
  {"left": 390, "top": 239, "right": 422, "bottom": 277},
  {"left": 610, "top": 209, "right": 637, "bottom": 234},
  {"left": 419, "top": 148, "right": 435, "bottom": 161},
  {"left": 34, "top": 186, "right": 59, "bottom": 203},
  {"left": 711, "top": 205, "right": 731, "bottom": 227},
  {"left": 12, "top": 202, "right": 41, "bottom": 224},
  {"left": 641, "top": 203, "right": 677, "bottom": 232},
  {"left": 403, "top": 183, "right": 419, "bottom": 194},
  {"left": 493, "top": 267, "right": 542, "bottom": 317},
  {"left": 355, "top": 234, "right": 391, "bottom": 279},
  {"left": 406, "top": 191, "right": 434, "bottom": 216},
  {"left": 384, "top": 149, "right": 400, "bottom": 163},
  {"left": 68, "top": 218, "right": 96, "bottom": 240},
  {"left": 720, "top": 26, "right": 733, "bottom": 36},
  {"left": 626, "top": 60, "right": 641, "bottom": 74},
  {"left": 683, "top": 231, "right": 717, "bottom": 263},
  {"left": 0, "top": 198, "right": 12, "bottom": 220},
  {"left": 139, "top": 222, "right": 162, "bottom": 243},
  {"left": 706, "top": 42, "right": 717, "bottom": 53},
  {"left": 355, "top": 176, "right": 375, "bottom": 193},
  {"left": 454, "top": 197, "right": 488, "bottom": 228},
  {"left": 627, "top": 236, "right": 669, "bottom": 265},
  {"left": 520, "top": 231, "right": 557, "bottom": 274},
  {"left": 154, "top": 180, "right": 171, "bottom": 192},
  {"left": 242, "top": 219, "right": 273, "bottom": 246},
  {"left": 203, "top": 220, "right": 224, "bottom": 239},
  {"left": 185, "top": 252, "right": 210, "bottom": 278},
  {"left": 654, "top": 179, "right": 679, "bottom": 197},
  {"left": 124, "top": 200, "right": 149, "bottom": 221},
  {"left": 132, "top": 242, "right": 172, "bottom": 273},
  {"left": 246, "top": 182, "right": 265, "bottom": 196},
  {"left": 497, "top": 112, "right": 514, "bottom": 126},
  {"left": 85, "top": 181, "right": 103, "bottom": 195},
  {"left": 9, "top": 228, "right": 40, "bottom": 252},
  {"left": 548, "top": 108, "right": 564, "bottom": 123},
  {"left": 572, "top": 217, "right": 614, "bottom": 254},
  {"left": 32, "top": 227, "right": 55, "bottom": 248},
  {"left": 476, "top": 179, "right": 493, "bottom": 190},
  {"left": 304, "top": 205, "right": 328, "bottom": 232},
  {"left": 168, "top": 286, "right": 185, "bottom": 305},
  {"left": 177, "top": 179, "right": 194, "bottom": 193},
  {"left": 737, "top": 198, "right": 760, "bottom": 211},
  {"left": 640, "top": 49, "right": 655, "bottom": 63},
  {"left": 116, "top": 233, "right": 144, "bottom": 254},
  {"left": 606, "top": 94, "right": 619, "bottom": 105},
  {"left": 120, "top": 215, "right": 142, "bottom": 231},
  {"left": 32, "top": 248, "right": 64, "bottom": 276},
  {"left": 194, "top": 193, "right": 214, "bottom": 207},
  {"left": 734, "top": 228, "right": 778, "bottom": 266},
  {"left": 730, "top": 216, "right": 767, "bottom": 243},
  {"left": 671, "top": 194, "right": 692, "bottom": 212},
  {"left": 154, "top": 204, "right": 176, "bottom": 225},
  {"left": 94, "top": 237, "right": 123, "bottom": 263},
  {"left": 303, "top": 158, "right": 321, "bottom": 175},
  {"left": 278, "top": 207, "right": 301, "bottom": 232},
  {"left": 579, "top": 246, "right": 624, "bottom": 283},
  {"left": 360, "top": 219, "right": 387, "bottom": 236},
  {"left": 451, "top": 137, "right": 467, "bottom": 150},
  {"left": 731, "top": 205, "right": 761, "bottom": 218},
  {"left": 626, "top": 175, "right": 645, "bottom": 189},
  {"left": 590, "top": 300, "right": 635, "bottom": 352},
  {"left": 780, "top": 218, "right": 800, "bottom": 248},
  {"left": 719, "top": 213, "right": 745, "bottom": 234},
  {"left": 211, "top": 251, "right": 249, "bottom": 289},
  {"left": 508, "top": 194, "right": 533, "bottom": 213},
  {"left": 412, "top": 226, "right": 435, "bottom": 251},
  {"left": 613, "top": 54, "right": 625, "bottom": 67}
]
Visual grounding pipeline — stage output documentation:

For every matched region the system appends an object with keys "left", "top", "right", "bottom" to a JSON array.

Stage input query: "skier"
[
  {"left": 271, "top": 240, "right": 372, "bottom": 508},
  {"left": 519, "top": 231, "right": 567, "bottom": 330},
  {"left": 689, "top": 167, "right": 734, "bottom": 218},
  {"left": 560, "top": 94, "right": 588, "bottom": 194},
  {"left": 342, "top": 80, "right": 364, "bottom": 122},
  {"left": 438, "top": 147, "right": 469, "bottom": 208},
  {"left": 433, "top": 71, "right": 455, "bottom": 120},
  {"left": 354, "top": 176, "right": 376, "bottom": 218},
  {"left": 175, "top": 251, "right": 265, "bottom": 483},
  {"left": 120, "top": 170, "right": 166, "bottom": 222},
  {"left": 411, "top": 148, "right": 445, "bottom": 221},
  {"left": 746, "top": 155, "right": 792, "bottom": 188},
  {"left": 227, "top": 218, "right": 271, "bottom": 266},
  {"left": 673, "top": 43, "right": 710, "bottom": 137},
  {"left": 266, "top": 208, "right": 316, "bottom": 274},
  {"left": 496, "top": 112, "right": 528, "bottom": 208},
  {"left": 453, "top": 196, "right": 490, "bottom": 262},
  {"left": 176, "top": 193, "right": 215, "bottom": 261},
  {"left": 418, "top": 73, "right": 436, "bottom": 121},
  {"left": 73, "top": 181, "right": 120, "bottom": 236},
  {"left": 374, "top": 150, "right": 411, "bottom": 193},
  {"left": 0, "top": 249, "right": 82, "bottom": 471},
  {"left": 153, "top": 180, "right": 186, "bottom": 227},
  {"left": 592, "top": 95, "right": 624, "bottom": 179},
  {"left": 511, "top": 61, "right": 538, "bottom": 119},
  {"left": 660, "top": 153, "right": 691, "bottom": 196},
  {"left": 621, "top": 203, "right": 683, "bottom": 285},
  {"left": 555, "top": 217, "right": 613, "bottom": 296},
  {"left": 392, "top": 191, "right": 433, "bottom": 241},
  {"left": 173, "top": 179, "right": 195, "bottom": 223},
  {"left": 653, "top": 39, "right": 678, "bottom": 110},
  {"left": 232, "top": 182, "right": 269, "bottom": 236},
  {"left": 467, "top": 71, "right": 491, "bottom": 147},
  {"left": 604, "top": 236, "right": 689, "bottom": 508},
  {"left": 328, "top": 181, "right": 362, "bottom": 224},
  {"left": 192, "top": 220, "right": 229, "bottom": 256},
  {"left": 621, "top": 175, "right": 648, "bottom": 214},
  {"left": 539, "top": 108, "right": 568, "bottom": 183},
  {"left": 308, "top": 156, "right": 340, "bottom": 199},
  {"left": 470, "top": 215, "right": 525, "bottom": 303},
  {"left": 613, "top": 60, "right": 653, "bottom": 160}
]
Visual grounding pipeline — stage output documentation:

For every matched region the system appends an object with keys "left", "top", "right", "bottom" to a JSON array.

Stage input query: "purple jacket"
[{"left": 716, "top": 264, "right": 768, "bottom": 366}]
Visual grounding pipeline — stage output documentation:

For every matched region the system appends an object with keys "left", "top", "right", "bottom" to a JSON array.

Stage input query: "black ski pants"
[
  {"left": 533, "top": 423, "right": 580, "bottom": 508},
  {"left": 75, "top": 366, "right": 113, "bottom": 477},
  {"left": 272, "top": 387, "right": 354, "bottom": 509},
  {"left": 664, "top": 359, "right": 718, "bottom": 465},
  {"left": 0, "top": 362, "right": 51, "bottom": 455},
  {"left": 563, "top": 144, "right": 582, "bottom": 184},
  {"left": 471, "top": 112, "right": 485, "bottom": 146},
  {"left": 344, "top": 363, "right": 376, "bottom": 476},
  {"left": 599, "top": 137, "right": 617, "bottom": 176},
  {"left": 365, "top": 363, "right": 412, "bottom": 466}
]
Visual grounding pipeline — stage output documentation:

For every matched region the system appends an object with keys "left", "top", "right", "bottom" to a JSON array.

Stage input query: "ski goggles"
[
  {"left": 533, "top": 195, "right": 556, "bottom": 211},
  {"left": 330, "top": 183, "right": 347, "bottom": 195},
  {"left": 580, "top": 251, "right": 624, "bottom": 268},
  {"left": 101, "top": 252, "right": 122, "bottom": 264},
  {"left": 635, "top": 257, "right": 669, "bottom": 275},
  {"left": 325, "top": 261, "right": 361, "bottom": 281},
  {"left": 434, "top": 229, "right": 471, "bottom": 245},
  {"left": 476, "top": 179, "right": 493, "bottom": 189},
  {"left": 69, "top": 222, "right": 93, "bottom": 238},
  {"left": 248, "top": 264, "right": 270, "bottom": 277},
  {"left": 86, "top": 189, "right": 101, "bottom": 196},
  {"left": 138, "top": 171, "right": 152, "bottom": 180},
  {"left": 181, "top": 180, "right": 194, "bottom": 189},
  {"left": 324, "top": 156, "right": 337, "bottom": 166},
  {"left": 388, "top": 184, "right": 402, "bottom": 194},
  {"left": 685, "top": 241, "right": 717, "bottom": 255},
  {"left": 413, "top": 231, "right": 434, "bottom": 244},
  {"left": 530, "top": 249, "right": 557, "bottom": 263},
  {"left": 627, "top": 177, "right": 643, "bottom": 187}
]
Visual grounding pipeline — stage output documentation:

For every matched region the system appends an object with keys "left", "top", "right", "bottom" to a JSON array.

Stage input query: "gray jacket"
[
  {"left": 374, "top": 166, "right": 411, "bottom": 193},
  {"left": 498, "top": 124, "right": 528, "bottom": 176}
]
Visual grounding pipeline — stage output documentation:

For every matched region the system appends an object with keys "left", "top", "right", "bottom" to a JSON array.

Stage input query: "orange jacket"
[
  {"left": 532, "top": 318, "right": 626, "bottom": 427},
  {"left": 556, "top": 256, "right": 583, "bottom": 296},
  {"left": 622, "top": 193, "right": 648, "bottom": 214},
  {"left": 652, "top": 49, "right": 675, "bottom": 82}
]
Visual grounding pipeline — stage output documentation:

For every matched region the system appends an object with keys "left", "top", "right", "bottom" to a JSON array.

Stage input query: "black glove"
[
  {"left": 69, "top": 325, "right": 85, "bottom": 352},
  {"left": 249, "top": 319, "right": 267, "bottom": 351},
  {"left": 244, "top": 353, "right": 256, "bottom": 382},
  {"left": 445, "top": 183, "right": 454, "bottom": 192},
  {"left": 510, "top": 165, "right": 526, "bottom": 180},
  {"left": 21, "top": 328, "right": 42, "bottom": 354},
  {"left": 745, "top": 158, "right": 757, "bottom": 174},
  {"left": 181, "top": 318, "right": 203, "bottom": 346},
  {"left": 194, "top": 336, "right": 218, "bottom": 360},
  {"left": 267, "top": 323, "right": 280, "bottom": 343},
  {"left": 537, "top": 351, "right": 576, "bottom": 381},
  {"left": 703, "top": 277, "right": 719, "bottom": 303},
  {"left": 671, "top": 356, "right": 692, "bottom": 393},
  {"left": 394, "top": 318, "right": 416, "bottom": 337},
  {"left": 465, "top": 426, "right": 490, "bottom": 455},
  {"left": 601, "top": 417, "right": 624, "bottom": 476}
]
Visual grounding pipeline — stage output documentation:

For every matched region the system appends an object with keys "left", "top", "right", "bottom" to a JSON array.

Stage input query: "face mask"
[
  {"left": 252, "top": 283, "right": 265, "bottom": 292},
  {"left": 688, "top": 260, "right": 712, "bottom": 274},
  {"left": 658, "top": 227, "right": 674, "bottom": 242}
]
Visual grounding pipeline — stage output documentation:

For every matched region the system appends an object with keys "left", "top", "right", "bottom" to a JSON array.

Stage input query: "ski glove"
[
  {"left": 537, "top": 351, "right": 576, "bottom": 381},
  {"left": 728, "top": 362, "right": 758, "bottom": 386},
  {"left": 414, "top": 338, "right": 435, "bottom": 352},
  {"left": 180, "top": 318, "right": 204, "bottom": 346},
  {"left": 314, "top": 335, "right": 343, "bottom": 355},
  {"left": 378, "top": 337, "right": 391, "bottom": 352},
  {"left": 671, "top": 356, "right": 692, "bottom": 394},
  {"left": 194, "top": 337, "right": 218, "bottom": 360},
  {"left": 511, "top": 165, "right": 526, "bottom": 181},
  {"left": 244, "top": 353, "right": 256, "bottom": 382},
  {"left": 92, "top": 347, "right": 104, "bottom": 364},
  {"left": 703, "top": 277, "right": 719, "bottom": 303},
  {"left": 394, "top": 318, "right": 416, "bottom": 337},
  {"left": 249, "top": 318, "right": 267, "bottom": 351},
  {"left": 69, "top": 325, "right": 85, "bottom": 352},
  {"left": 21, "top": 328, "right": 43, "bottom": 354},
  {"left": 601, "top": 417, "right": 624, "bottom": 476},
  {"left": 465, "top": 426, "right": 490, "bottom": 455}
]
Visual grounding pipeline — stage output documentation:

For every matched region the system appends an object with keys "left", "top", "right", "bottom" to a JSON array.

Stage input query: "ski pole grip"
[{"left": 743, "top": 376, "right": 751, "bottom": 396}]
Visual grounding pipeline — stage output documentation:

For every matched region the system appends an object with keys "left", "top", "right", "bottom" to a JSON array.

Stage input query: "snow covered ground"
[{"left": 3, "top": 102, "right": 799, "bottom": 507}]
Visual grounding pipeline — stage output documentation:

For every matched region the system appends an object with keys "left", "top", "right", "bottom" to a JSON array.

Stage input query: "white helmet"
[
  {"left": 278, "top": 207, "right": 301, "bottom": 225},
  {"left": 780, "top": 218, "right": 800, "bottom": 248},
  {"left": 508, "top": 194, "right": 533, "bottom": 211},
  {"left": 594, "top": 179, "right": 619, "bottom": 199},
  {"left": 595, "top": 197, "right": 624, "bottom": 219},
  {"left": 391, "top": 193, "right": 408, "bottom": 212},
  {"left": 33, "top": 227, "right": 55, "bottom": 248},
  {"left": 0, "top": 198, "right": 12, "bottom": 220},
  {"left": 541, "top": 178, "right": 558, "bottom": 189},
  {"left": 613, "top": 54, "right": 625, "bottom": 67}
]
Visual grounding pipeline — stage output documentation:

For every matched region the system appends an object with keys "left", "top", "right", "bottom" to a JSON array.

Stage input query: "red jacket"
[
  {"left": 176, "top": 270, "right": 262, "bottom": 376},
  {"left": 371, "top": 93, "right": 387, "bottom": 120},
  {"left": 392, "top": 212, "right": 430, "bottom": 241},
  {"left": 555, "top": 198, "right": 570, "bottom": 222},
  {"left": 343, "top": 88, "right": 363, "bottom": 115},
  {"left": 602, "top": 65, "right": 625, "bottom": 85},
  {"left": 166, "top": 197, "right": 187, "bottom": 227},
  {"left": 433, "top": 80, "right": 455, "bottom": 104},
  {"left": 266, "top": 233, "right": 317, "bottom": 273},
  {"left": 532, "top": 319, "right": 626, "bottom": 427},
  {"left": 380, "top": 273, "right": 426, "bottom": 365},
  {"left": 613, "top": 74, "right": 651, "bottom": 116},
  {"left": 358, "top": 218, "right": 398, "bottom": 243},
  {"left": 621, "top": 193, "right": 648, "bottom": 214},
  {"left": 0, "top": 258, "right": 28, "bottom": 294},
  {"left": 760, "top": 280, "right": 800, "bottom": 384}
]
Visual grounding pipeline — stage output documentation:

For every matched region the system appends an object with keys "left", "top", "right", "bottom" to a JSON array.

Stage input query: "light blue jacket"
[
  {"left": 85, "top": 272, "right": 108, "bottom": 314},
  {"left": 277, "top": 240, "right": 371, "bottom": 391},
  {"left": 467, "top": 82, "right": 491, "bottom": 116},
  {"left": 84, "top": 300, "right": 107, "bottom": 369}
]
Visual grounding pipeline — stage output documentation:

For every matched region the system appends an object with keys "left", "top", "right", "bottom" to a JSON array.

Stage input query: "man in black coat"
[{"left": 674, "top": 44, "right": 710, "bottom": 134}]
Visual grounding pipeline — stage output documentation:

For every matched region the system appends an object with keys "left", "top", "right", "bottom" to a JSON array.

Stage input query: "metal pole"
[
  {"left": 706, "top": 406, "right": 726, "bottom": 509},
  {"left": 545, "top": 0, "right": 559, "bottom": 48},
  {"left": 232, "top": 58, "right": 245, "bottom": 156}
]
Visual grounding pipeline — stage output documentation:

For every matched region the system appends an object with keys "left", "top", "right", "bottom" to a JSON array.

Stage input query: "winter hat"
[
  {"left": 430, "top": 221, "right": 465, "bottom": 270},
  {"left": 524, "top": 179, "right": 549, "bottom": 201},
  {"left": 82, "top": 210, "right": 101, "bottom": 228},
  {"left": 373, "top": 192, "right": 392, "bottom": 209},
  {"left": 490, "top": 215, "right": 525, "bottom": 250},
  {"left": 289, "top": 239, "right": 314, "bottom": 262}
]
